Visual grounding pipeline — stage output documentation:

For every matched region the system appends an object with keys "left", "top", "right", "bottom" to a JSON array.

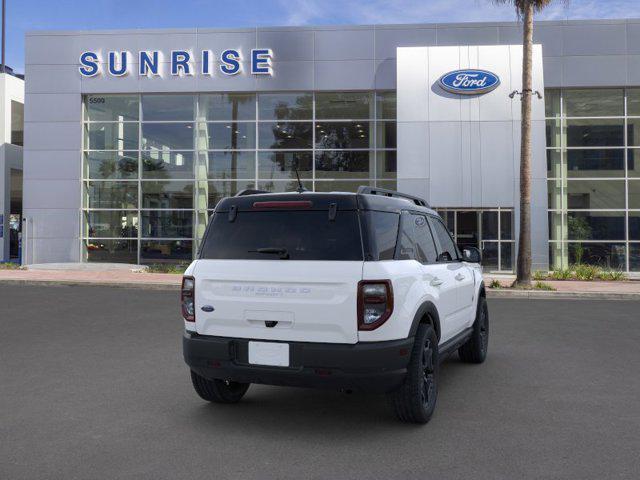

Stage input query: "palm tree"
[{"left": 494, "top": 0, "right": 553, "bottom": 287}]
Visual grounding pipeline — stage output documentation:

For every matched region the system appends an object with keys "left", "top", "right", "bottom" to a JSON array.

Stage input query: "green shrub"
[
  {"left": 532, "top": 270, "right": 548, "bottom": 281},
  {"left": 550, "top": 268, "right": 572, "bottom": 280},
  {"left": 573, "top": 264, "right": 601, "bottom": 281},
  {"left": 145, "top": 263, "right": 188, "bottom": 274},
  {"left": 489, "top": 279, "right": 502, "bottom": 289},
  {"left": 533, "top": 281, "right": 556, "bottom": 291},
  {"left": 0, "top": 262, "right": 21, "bottom": 270},
  {"left": 597, "top": 270, "right": 626, "bottom": 281}
]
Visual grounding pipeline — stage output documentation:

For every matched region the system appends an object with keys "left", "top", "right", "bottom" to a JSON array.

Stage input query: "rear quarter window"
[
  {"left": 362, "top": 211, "right": 400, "bottom": 261},
  {"left": 200, "top": 210, "right": 363, "bottom": 261}
]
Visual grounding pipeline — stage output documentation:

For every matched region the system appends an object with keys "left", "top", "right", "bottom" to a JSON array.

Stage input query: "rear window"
[{"left": 200, "top": 210, "right": 363, "bottom": 261}]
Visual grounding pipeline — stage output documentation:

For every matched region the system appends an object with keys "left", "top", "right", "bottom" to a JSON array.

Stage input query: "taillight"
[
  {"left": 357, "top": 280, "right": 393, "bottom": 331},
  {"left": 181, "top": 276, "right": 195, "bottom": 322}
]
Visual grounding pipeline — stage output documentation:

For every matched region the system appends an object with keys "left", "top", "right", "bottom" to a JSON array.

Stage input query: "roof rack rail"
[
  {"left": 357, "top": 186, "right": 430, "bottom": 208},
  {"left": 235, "top": 189, "right": 270, "bottom": 197}
]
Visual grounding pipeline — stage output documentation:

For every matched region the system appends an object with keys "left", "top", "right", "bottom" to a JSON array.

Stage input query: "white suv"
[{"left": 182, "top": 187, "right": 488, "bottom": 424}]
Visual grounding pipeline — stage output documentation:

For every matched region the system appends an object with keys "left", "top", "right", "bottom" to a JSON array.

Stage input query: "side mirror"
[{"left": 462, "top": 246, "right": 482, "bottom": 263}]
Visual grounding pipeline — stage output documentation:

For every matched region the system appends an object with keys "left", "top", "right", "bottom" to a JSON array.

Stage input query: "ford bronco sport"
[{"left": 182, "top": 186, "right": 488, "bottom": 424}]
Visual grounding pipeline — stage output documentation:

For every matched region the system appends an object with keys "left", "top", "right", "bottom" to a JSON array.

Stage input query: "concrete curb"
[{"left": 487, "top": 289, "right": 640, "bottom": 301}]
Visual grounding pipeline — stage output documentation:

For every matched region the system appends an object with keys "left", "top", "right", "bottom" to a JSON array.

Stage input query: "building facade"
[{"left": 23, "top": 19, "right": 640, "bottom": 272}]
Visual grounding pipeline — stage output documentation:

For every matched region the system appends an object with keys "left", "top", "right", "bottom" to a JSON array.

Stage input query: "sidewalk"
[{"left": 1, "top": 268, "right": 639, "bottom": 299}]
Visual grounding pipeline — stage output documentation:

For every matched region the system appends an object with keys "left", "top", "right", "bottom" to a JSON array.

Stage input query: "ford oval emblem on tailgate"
[{"left": 201, "top": 305, "right": 215, "bottom": 312}]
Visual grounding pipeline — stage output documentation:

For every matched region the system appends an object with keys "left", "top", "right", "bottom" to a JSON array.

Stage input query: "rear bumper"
[{"left": 183, "top": 332, "right": 414, "bottom": 393}]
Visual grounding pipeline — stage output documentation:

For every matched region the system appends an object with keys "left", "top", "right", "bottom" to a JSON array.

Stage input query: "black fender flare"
[{"left": 408, "top": 301, "right": 441, "bottom": 341}]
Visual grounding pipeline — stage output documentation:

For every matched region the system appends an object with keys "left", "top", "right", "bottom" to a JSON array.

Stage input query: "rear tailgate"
[{"left": 194, "top": 260, "right": 363, "bottom": 343}]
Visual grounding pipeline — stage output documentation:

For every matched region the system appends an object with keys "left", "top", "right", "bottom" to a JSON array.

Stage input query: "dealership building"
[{"left": 21, "top": 18, "right": 640, "bottom": 272}]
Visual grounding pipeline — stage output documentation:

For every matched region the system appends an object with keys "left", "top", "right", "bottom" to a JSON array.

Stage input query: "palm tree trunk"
[{"left": 516, "top": 2, "right": 534, "bottom": 287}]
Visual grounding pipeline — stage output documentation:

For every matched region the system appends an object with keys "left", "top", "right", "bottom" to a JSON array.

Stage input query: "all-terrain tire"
[
  {"left": 190, "top": 370, "right": 250, "bottom": 403},
  {"left": 387, "top": 323, "right": 439, "bottom": 424},
  {"left": 458, "top": 296, "right": 489, "bottom": 364}
]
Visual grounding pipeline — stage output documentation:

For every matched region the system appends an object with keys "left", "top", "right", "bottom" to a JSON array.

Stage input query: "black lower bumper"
[{"left": 183, "top": 332, "right": 414, "bottom": 393}]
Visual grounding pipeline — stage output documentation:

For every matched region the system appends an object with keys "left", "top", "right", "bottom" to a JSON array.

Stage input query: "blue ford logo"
[{"left": 438, "top": 69, "right": 500, "bottom": 95}]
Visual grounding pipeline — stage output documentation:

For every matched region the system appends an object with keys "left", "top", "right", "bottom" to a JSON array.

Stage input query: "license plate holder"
[{"left": 248, "top": 341, "right": 290, "bottom": 367}]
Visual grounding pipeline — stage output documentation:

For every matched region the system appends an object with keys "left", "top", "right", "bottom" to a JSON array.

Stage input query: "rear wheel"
[
  {"left": 190, "top": 370, "right": 250, "bottom": 403},
  {"left": 388, "top": 323, "right": 438, "bottom": 424},
  {"left": 458, "top": 297, "right": 489, "bottom": 364}
]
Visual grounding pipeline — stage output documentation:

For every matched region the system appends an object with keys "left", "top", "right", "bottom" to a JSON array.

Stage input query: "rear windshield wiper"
[{"left": 249, "top": 247, "right": 290, "bottom": 259}]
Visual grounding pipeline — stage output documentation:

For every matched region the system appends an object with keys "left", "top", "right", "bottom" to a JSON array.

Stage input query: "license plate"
[{"left": 248, "top": 341, "right": 290, "bottom": 367}]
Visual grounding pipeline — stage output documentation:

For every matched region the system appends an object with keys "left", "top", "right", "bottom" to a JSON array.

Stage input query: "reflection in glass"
[
  {"left": 314, "top": 180, "right": 372, "bottom": 192},
  {"left": 142, "top": 181, "right": 193, "bottom": 209},
  {"left": 567, "top": 211, "right": 625, "bottom": 240},
  {"left": 547, "top": 150, "right": 562, "bottom": 178},
  {"left": 199, "top": 93, "right": 255, "bottom": 121},
  {"left": 199, "top": 122, "right": 256, "bottom": 150},
  {"left": 141, "top": 211, "right": 193, "bottom": 238},
  {"left": 258, "top": 93, "right": 312, "bottom": 120},
  {"left": 501, "top": 243, "right": 513, "bottom": 271},
  {"left": 546, "top": 119, "right": 562, "bottom": 148},
  {"left": 85, "top": 123, "right": 139, "bottom": 150},
  {"left": 85, "top": 239, "right": 137, "bottom": 263},
  {"left": 258, "top": 122, "right": 312, "bottom": 149},
  {"left": 629, "top": 149, "right": 640, "bottom": 177},
  {"left": 207, "top": 180, "right": 256, "bottom": 209},
  {"left": 629, "top": 181, "right": 640, "bottom": 209},
  {"left": 258, "top": 151, "right": 312, "bottom": 180},
  {"left": 567, "top": 149, "right": 624, "bottom": 177},
  {"left": 481, "top": 211, "right": 498, "bottom": 240},
  {"left": 257, "top": 180, "right": 313, "bottom": 193},
  {"left": 376, "top": 151, "right": 397, "bottom": 179},
  {"left": 142, "top": 150, "right": 194, "bottom": 179},
  {"left": 500, "top": 211, "right": 513, "bottom": 240},
  {"left": 630, "top": 213, "right": 640, "bottom": 241},
  {"left": 202, "top": 151, "right": 256, "bottom": 179},
  {"left": 376, "top": 91, "right": 396, "bottom": 119},
  {"left": 315, "top": 151, "right": 372, "bottom": 178},
  {"left": 562, "top": 89, "right": 623, "bottom": 117},
  {"left": 566, "top": 180, "right": 625, "bottom": 209},
  {"left": 481, "top": 241, "right": 499, "bottom": 271},
  {"left": 142, "top": 94, "right": 194, "bottom": 121},
  {"left": 630, "top": 244, "right": 640, "bottom": 271},
  {"left": 315, "top": 92, "right": 373, "bottom": 119},
  {"left": 376, "top": 122, "right": 396, "bottom": 149},
  {"left": 544, "top": 89, "right": 560, "bottom": 118},
  {"left": 85, "top": 95, "right": 139, "bottom": 122},
  {"left": 627, "top": 118, "right": 640, "bottom": 147},
  {"left": 315, "top": 122, "right": 371, "bottom": 149},
  {"left": 568, "top": 243, "right": 626, "bottom": 269},
  {"left": 627, "top": 88, "right": 640, "bottom": 116},
  {"left": 141, "top": 240, "right": 193, "bottom": 264},
  {"left": 85, "top": 211, "right": 138, "bottom": 238},
  {"left": 85, "top": 151, "right": 138, "bottom": 179},
  {"left": 142, "top": 123, "right": 194, "bottom": 150},
  {"left": 86, "top": 181, "right": 138, "bottom": 209},
  {"left": 566, "top": 119, "right": 624, "bottom": 147}
]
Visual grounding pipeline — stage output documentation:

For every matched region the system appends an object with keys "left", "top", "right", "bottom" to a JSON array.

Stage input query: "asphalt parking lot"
[{"left": 1, "top": 285, "right": 639, "bottom": 480}]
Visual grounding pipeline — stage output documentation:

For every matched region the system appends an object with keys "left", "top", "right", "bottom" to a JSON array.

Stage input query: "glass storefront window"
[
  {"left": 630, "top": 244, "right": 640, "bottom": 271},
  {"left": 207, "top": 180, "right": 256, "bottom": 208},
  {"left": 376, "top": 122, "right": 396, "bottom": 149},
  {"left": 548, "top": 212, "right": 565, "bottom": 242},
  {"left": 544, "top": 89, "right": 560, "bottom": 118},
  {"left": 314, "top": 180, "right": 373, "bottom": 192},
  {"left": 198, "top": 122, "right": 256, "bottom": 150},
  {"left": 85, "top": 94, "right": 139, "bottom": 122},
  {"left": 85, "top": 211, "right": 138, "bottom": 238},
  {"left": 481, "top": 211, "right": 498, "bottom": 240},
  {"left": 199, "top": 93, "right": 255, "bottom": 121},
  {"left": 315, "top": 151, "right": 372, "bottom": 178},
  {"left": 548, "top": 179, "right": 565, "bottom": 210},
  {"left": 376, "top": 151, "right": 397, "bottom": 179},
  {"left": 376, "top": 91, "right": 396, "bottom": 119},
  {"left": 142, "top": 95, "right": 194, "bottom": 121},
  {"left": 546, "top": 119, "right": 562, "bottom": 148},
  {"left": 258, "top": 122, "right": 313, "bottom": 149},
  {"left": 258, "top": 93, "right": 313, "bottom": 120},
  {"left": 566, "top": 119, "right": 624, "bottom": 147},
  {"left": 204, "top": 151, "right": 256, "bottom": 179},
  {"left": 315, "top": 122, "right": 371, "bottom": 149},
  {"left": 566, "top": 149, "right": 625, "bottom": 178},
  {"left": 315, "top": 92, "right": 373, "bottom": 119},
  {"left": 626, "top": 88, "right": 640, "bottom": 117},
  {"left": 142, "top": 150, "right": 194, "bottom": 179},
  {"left": 142, "top": 123, "right": 194, "bottom": 150},
  {"left": 547, "top": 149, "right": 562, "bottom": 178},
  {"left": 141, "top": 210, "right": 193, "bottom": 238},
  {"left": 85, "top": 151, "right": 138, "bottom": 179},
  {"left": 85, "top": 239, "right": 138, "bottom": 263},
  {"left": 86, "top": 181, "right": 138, "bottom": 209},
  {"left": 257, "top": 179, "right": 313, "bottom": 193},
  {"left": 142, "top": 181, "right": 193, "bottom": 209},
  {"left": 563, "top": 89, "right": 623, "bottom": 117},
  {"left": 258, "top": 151, "right": 313, "bottom": 179},
  {"left": 141, "top": 240, "right": 193, "bottom": 264},
  {"left": 567, "top": 211, "right": 625, "bottom": 240},
  {"left": 629, "top": 149, "right": 640, "bottom": 177},
  {"left": 629, "top": 213, "right": 640, "bottom": 241},
  {"left": 568, "top": 243, "right": 626, "bottom": 269},
  {"left": 627, "top": 118, "right": 640, "bottom": 146},
  {"left": 566, "top": 180, "right": 625, "bottom": 209},
  {"left": 629, "top": 180, "right": 640, "bottom": 209},
  {"left": 85, "top": 122, "right": 139, "bottom": 150}
]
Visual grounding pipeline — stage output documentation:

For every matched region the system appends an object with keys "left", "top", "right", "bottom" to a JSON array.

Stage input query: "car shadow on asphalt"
[{"left": 180, "top": 356, "right": 470, "bottom": 435}]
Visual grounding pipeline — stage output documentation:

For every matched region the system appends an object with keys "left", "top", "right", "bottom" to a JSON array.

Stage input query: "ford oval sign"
[{"left": 438, "top": 69, "right": 500, "bottom": 95}]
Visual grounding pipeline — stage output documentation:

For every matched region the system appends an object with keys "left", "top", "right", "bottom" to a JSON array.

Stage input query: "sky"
[{"left": 5, "top": 0, "right": 640, "bottom": 73}]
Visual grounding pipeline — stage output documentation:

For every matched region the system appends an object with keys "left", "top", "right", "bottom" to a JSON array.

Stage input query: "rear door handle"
[
  {"left": 430, "top": 278, "right": 444, "bottom": 287},
  {"left": 455, "top": 273, "right": 465, "bottom": 281}
]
